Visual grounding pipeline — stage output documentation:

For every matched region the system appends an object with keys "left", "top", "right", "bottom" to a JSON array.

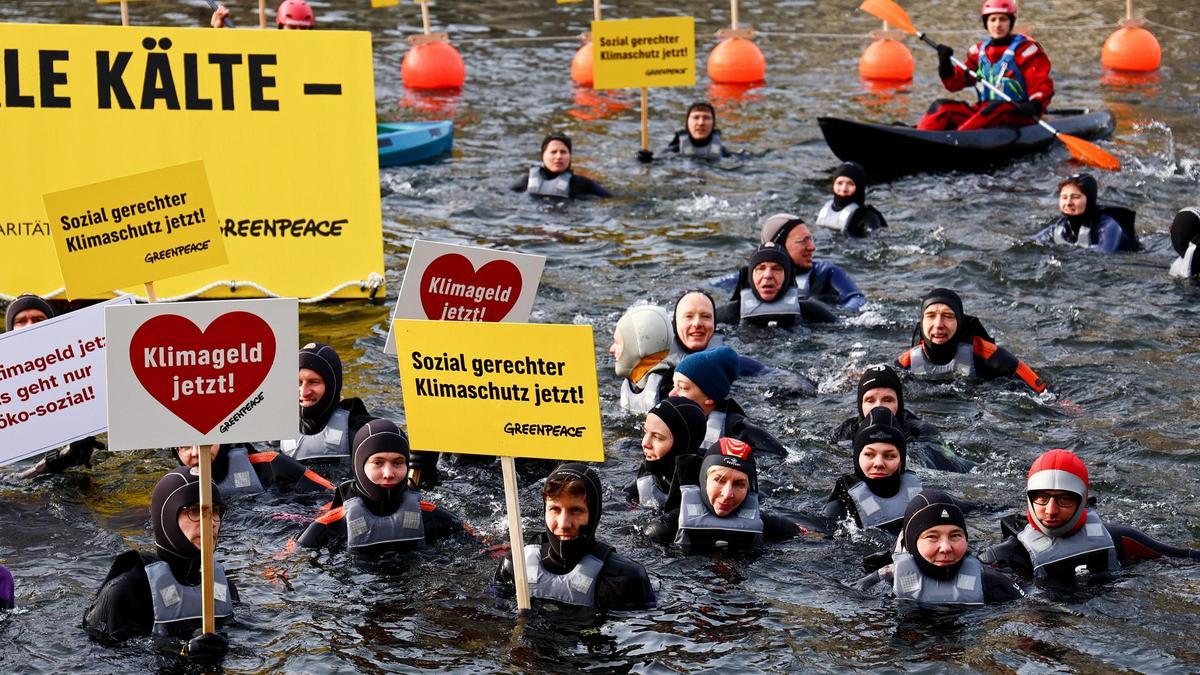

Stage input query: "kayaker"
[
  {"left": 718, "top": 244, "right": 838, "bottom": 326},
  {"left": 758, "top": 214, "right": 868, "bottom": 312},
  {"left": 496, "top": 463, "right": 654, "bottom": 611},
  {"left": 511, "top": 132, "right": 611, "bottom": 199},
  {"left": 917, "top": 0, "right": 1054, "bottom": 131},
  {"left": 669, "top": 290, "right": 767, "bottom": 376},
  {"left": 822, "top": 407, "right": 924, "bottom": 536},
  {"left": 896, "top": 288, "right": 1048, "bottom": 394},
  {"left": 814, "top": 162, "right": 888, "bottom": 237},
  {"left": 977, "top": 449, "right": 1200, "bottom": 581},
  {"left": 1033, "top": 173, "right": 1140, "bottom": 253},
  {"left": 610, "top": 304, "right": 675, "bottom": 414},
  {"left": 211, "top": 0, "right": 314, "bottom": 29},
  {"left": 640, "top": 102, "right": 732, "bottom": 163},
  {"left": 1169, "top": 207, "right": 1200, "bottom": 279},
  {"left": 669, "top": 347, "right": 787, "bottom": 455},
  {"left": 172, "top": 444, "right": 335, "bottom": 498},
  {"left": 624, "top": 396, "right": 707, "bottom": 511}
]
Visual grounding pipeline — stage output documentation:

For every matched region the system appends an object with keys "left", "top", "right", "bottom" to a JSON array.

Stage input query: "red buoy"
[
  {"left": 707, "top": 38, "right": 765, "bottom": 84},
  {"left": 859, "top": 38, "right": 914, "bottom": 82},
  {"left": 402, "top": 41, "right": 466, "bottom": 90},
  {"left": 1102, "top": 26, "right": 1161, "bottom": 72},
  {"left": 571, "top": 42, "right": 594, "bottom": 87}
]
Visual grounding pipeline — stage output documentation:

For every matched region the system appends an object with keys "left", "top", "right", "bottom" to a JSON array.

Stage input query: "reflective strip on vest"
[
  {"left": 527, "top": 167, "right": 572, "bottom": 198},
  {"left": 145, "top": 560, "right": 233, "bottom": 636},
  {"left": 636, "top": 474, "right": 670, "bottom": 509},
  {"left": 283, "top": 408, "right": 351, "bottom": 462},
  {"left": 1051, "top": 221, "right": 1092, "bottom": 249},
  {"left": 891, "top": 552, "right": 985, "bottom": 606},
  {"left": 1017, "top": 510, "right": 1119, "bottom": 578},
  {"left": 846, "top": 473, "right": 924, "bottom": 530},
  {"left": 1170, "top": 242, "right": 1198, "bottom": 279},
  {"left": 976, "top": 35, "right": 1029, "bottom": 103},
  {"left": 343, "top": 491, "right": 426, "bottom": 550},
  {"left": 674, "top": 484, "right": 764, "bottom": 549},
  {"left": 677, "top": 130, "right": 725, "bottom": 159},
  {"left": 524, "top": 544, "right": 604, "bottom": 607},
  {"left": 738, "top": 286, "right": 802, "bottom": 321},
  {"left": 702, "top": 410, "right": 727, "bottom": 448},
  {"left": 215, "top": 446, "right": 265, "bottom": 498},
  {"left": 620, "top": 372, "right": 664, "bottom": 414},
  {"left": 906, "top": 343, "right": 976, "bottom": 379},
  {"left": 815, "top": 199, "right": 859, "bottom": 234}
]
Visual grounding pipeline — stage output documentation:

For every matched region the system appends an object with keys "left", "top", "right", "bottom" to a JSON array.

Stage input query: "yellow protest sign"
[
  {"left": 0, "top": 23, "right": 383, "bottom": 301},
  {"left": 43, "top": 161, "right": 226, "bottom": 298},
  {"left": 371, "top": 0, "right": 400, "bottom": 6},
  {"left": 394, "top": 320, "right": 604, "bottom": 462},
  {"left": 592, "top": 16, "right": 695, "bottom": 90}
]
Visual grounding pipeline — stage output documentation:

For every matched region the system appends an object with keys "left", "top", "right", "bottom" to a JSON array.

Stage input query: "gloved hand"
[
  {"left": 935, "top": 44, "right": 955, "bottom": 80},
  {"left": 19, "top": 437, "right": 104, "bottom": 478},
  {"left": 184, "top": 631, "right": 229, "bottom": 663},
  {"left": 1013, "top": 99, "right": 1042, "bottom": 118},
  {"left": 636, "top": 149, "right": 653, "bottom": 164},
  {"left": 407, "top": 450, "right": 441, "bottom": 489}
]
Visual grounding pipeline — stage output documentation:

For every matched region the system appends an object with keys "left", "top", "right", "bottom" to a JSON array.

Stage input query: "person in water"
[
  {"left": 1034, "top": 173, "right": 1139, "bottom": 253},
  {"left": 896, "top": 288, "right": 1047, "bottom": 394},
  {"left": 669, "top": 290, "right": 766, "bottom": 376},
  {"left": 823, "top": 408, "right": 925, "bottom": 536},
  {"left": 642, "top": 101, "right": 731, "bottom": 162},
  {"left": 852, "top": 489, "right": 1025, "bottom": 605},
  {"left": 496, "top": 463, "right": 654, "bottom": 611},
  {"left": 917, "top": 0, "right": 1054, "bottom": 131},
  {"left": 758, "top": 214, "right": 867, "bottom": 312},
  {"left": 814, "top": 162, "right": 888, "bottom": 237},
  {"left": 512, "top": 132, "right": 610, "bottom": 199},
  {"left": 84, "top": 467, "right": 235, "bottom": 662},
  {"left": 670, "top": 346, "right": 786, "bottom": 455},
  {"left": 1169, "top": 207, "right": 1200, "bottom": 279},
  {"left": 978, "top": 449, "right": 1200, "bottom": 581},
  {"left": 211, "top": 0, "right": 314, "bottom": 29},
  {"left": 624, "top": 396, "right": 707, "bottom": 511},
  {"left": 296, "top": 419, "right": 465, "bottom": 554},
  {"left": 719, "top": 244, "right": 838, "bottom": 326},
  {"left": 173, "top": 444, "right": 334, "bottom": 498},
  {"left": 611, "top": 304, "right": 675, "bottom": 414}
]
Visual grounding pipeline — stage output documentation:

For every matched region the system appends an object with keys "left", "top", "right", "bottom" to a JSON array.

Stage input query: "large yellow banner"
[
  {"left": 592, "top": 16, "right": 696, "bottom": 90},
  {"left": 393, "top": 320, "right": 604, "bottom": 461},
  {"left": 0, "top": 23, "right": 383, "bottom": 300}
]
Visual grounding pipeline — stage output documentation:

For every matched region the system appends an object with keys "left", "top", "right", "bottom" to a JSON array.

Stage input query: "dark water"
[{"left": 3, "top": 0, "right": 1200, "bottom": 672}]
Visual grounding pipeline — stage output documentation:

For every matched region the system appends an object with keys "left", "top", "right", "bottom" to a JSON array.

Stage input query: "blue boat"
[{"left": 377, "top": 120, "right": 454, "bottom": 167}]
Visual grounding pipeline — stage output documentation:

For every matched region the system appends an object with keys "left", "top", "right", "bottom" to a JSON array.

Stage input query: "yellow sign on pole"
[
  {"left": 43, "top": 161, "right": 227, "bottom": 298},
  {"left": 394, "top": 320, "right": 604, "bottom": 462},
  {"left": 592, "top": 16, "right": 696, "bottom": 90},
  {"left": 0, "top": 23, "right": 383, "bottom": 301},
  {"left": 371, "top": 0, "right": 400, "bottom": 7}
]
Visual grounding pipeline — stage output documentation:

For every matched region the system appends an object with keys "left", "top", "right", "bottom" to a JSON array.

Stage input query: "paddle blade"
[
  {"left": 1057, "top": 133, "right": 1121, "bottom": 171},
  {"left": 859, "top": 0, "right": 918, "bottom": 35}
]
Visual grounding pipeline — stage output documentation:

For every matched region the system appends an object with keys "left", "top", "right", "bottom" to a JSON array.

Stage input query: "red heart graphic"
[
  {"left": 129, "top": 311, "right": 277, "bottom": 435},
  {"left": 419, "top": 254, "right": 522, "bottom": 322}
]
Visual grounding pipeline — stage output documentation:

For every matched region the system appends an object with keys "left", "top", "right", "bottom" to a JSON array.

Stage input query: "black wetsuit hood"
[
  {"left": 670, "top": 289, "right": 718, "bottom": 356},
  {"left": 543, "top": 463, "right": 603, "bottom": 574},
  {"left": 644, "top": 396, "right": 707, "bottom": 476},
  {"left": 746, "top": 244, "right": 796, "bottom": 303},
  {"left": 150, "top": 466, "right": 225, "bottom": 584},
  {"left": 916, "top": 288, "right": 989, "bottom": 365},
  {"left": 299, "top": 342, "right": 343, "bottom": 434},
  {"left": 1058, "top": 173, "right": 1101, "bottom": 239},
  {"left": 832, "top": 161, "right": 867, "bottom": 209},
  {"left": 852, "top": 407, "right": 908, "bottom": 498},
  {"left": 684, "top": 101, "right": 718, "bottom": 146},
  {"left": 352, "top": 418, "right": 411, "bottom": 515},
  {"left": 855, "top": 364, "right": 905, "bottom": 420},
  {"left": 901, "top": 489, "right": 967, "bottom": 582}
]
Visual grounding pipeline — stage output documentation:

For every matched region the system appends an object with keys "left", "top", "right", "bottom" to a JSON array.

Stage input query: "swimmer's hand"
[
  {"left": 18, "top": 437, "right": 103, "bottom": 478},
  {"left": 184, "top": 631, "right": 228, "bottom": 663},
  {"left": 210, "top": 4, "right": 232, "bottom": 28},
  {"left": 636, "top": 149, "right": 653, "bottom": 164}
]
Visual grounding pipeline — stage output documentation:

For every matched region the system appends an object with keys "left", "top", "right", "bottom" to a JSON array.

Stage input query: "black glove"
[
  {"left": 407, "top": 450, "right": 441, "bottom": 489},
  {"left": 184, "top": 631, "right": 229, "bottom": 663},
  {"left": 935, "top": 44, "right": 955, "bottom": 79},
  {"left": 1013, "top": 99, "right": 1042, "bottom": 118},
  {"left": 636, "top": 149, "right": 653, "bottom": 164},
  {"left": 20, "top": 437, "right": 103, "bottom": 478},
  {"left": 862, "top": 550, "right": 892, "bottom": 573}
]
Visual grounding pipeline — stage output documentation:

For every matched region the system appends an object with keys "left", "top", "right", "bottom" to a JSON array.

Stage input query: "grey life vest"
[
  {"left": 794, "top": 271, "right": 811, "bottom": 295},
  {"left": 620, "top": 371, "right": 665, "bottom": 414},
  {"left": 527, "top": 167, "right": 572, "bottom": 198},
  {"left": 343, "top": 490, "right": 426, "bottom": 550},
  {"left": 738, "top": 286, "right": 802, "bottom": 322},
  {"left": 1017, "top": 510, "right": 1119, "bottom": 578},
  {"left": 702, "top": 410, "right": 727, "bottom": 448},
  {"left": 282, "top": 408, "right": 351, "bottom": 462},
  {"left": 145, "top": 560, "right": 233, "bottom": 636},
  {"left": 847, "top": 473, "right": 924, "bottom": 530},
  {"left": 677, "top": 130, "right": 725, "bottom": 159},
  {"left": 815, "top": 199, "right": 860, "bottom": 234},
  {"left": 891, "top": 552, "right": 985, "bottom": 606},
  {"left": 906, "top": 343, "right": 976, "bottom": 379},
  {"left": 1052, "top": 222, "right": 1093, "bottom": 249},
  {"left": 636, "top": 473, "right": 670, "bottom": 509},
  {"left": 1170, "top": 241, "right": 1198, "bottom": 279},
  {"left": 674, "top": 484, "right": 763, "bottom": 551},
  {"left": 215, "top": 446, "right": 264, "bottom": 498},
  {"left": 524, "top": 544, "right": 605, "bottom": 607}
]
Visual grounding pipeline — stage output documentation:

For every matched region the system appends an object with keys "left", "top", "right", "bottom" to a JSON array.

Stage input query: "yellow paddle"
[{"left": 860, "top": 0, "right": 1120, "bottom": 171}]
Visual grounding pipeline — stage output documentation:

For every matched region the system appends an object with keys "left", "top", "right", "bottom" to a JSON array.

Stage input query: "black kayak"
[{"left": 818, "top": 109, "right": 1116, "bottom": 177}]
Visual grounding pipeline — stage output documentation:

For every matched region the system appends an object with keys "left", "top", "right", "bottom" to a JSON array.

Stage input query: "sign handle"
[
  {"left": 421, "top": 2, "right": 431, "bottom": 35},
  {"left": 730, "top": 0, "right": 739, "bottom": 30},
  {"left": 198, "top": 444, "right": 218, "bottom": 633},
  {"left": 640, "top": 88, "right": 650, "bottom": 152},
  {"left": 143, "top": 282, "right": 157, "bottom": 304},
  {"left": 593, "top": 0, "right": 601, "bottom": 22},
  {"left": 120, "top": 1, "right": 129, "bottom": 26},
  {"left": 500, "top": 456, "right": 531, "bottom": 611},
  {"left": 260, "top": 0, "right": 267, "bottom": 28}
]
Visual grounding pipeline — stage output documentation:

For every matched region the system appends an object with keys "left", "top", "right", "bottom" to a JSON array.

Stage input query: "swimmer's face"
[
  {"left": 176, "top": 445, "right": 220, "bottom": 468},
  {"left": 365, "top": 452, "right": 408, "bottom": 489},
  {"left": 861, "top": 388, "right": 899, "bottom": 418},
  {"left": 752, "top": 261, "right": 786, "bottom": 302},
  {"left": 1059, "top": 183, "right": 1088, "bottom": 217},
  {"left": 687, "top": 109, "right": 715, "bottom": 141},
  {"left": 833, "top": 176, "right": 858, "bottom": 199},
  {"left": 10, "top": 308, "right": 48, "bottom": 330},
  {"left": 985, "top": 13, "right": 1012, "bottom": 40},
  {"left": 859, "top": 442, "right": 902, "bottom": 480},
  {"left": 915, "top": 524, "right": 967, "bottom": 567},
  {"left": 922, "top": 304, "right": 958, "bottom": 345},
  {"left": 177, "top": 503, "right": 223, "bottom": 552},
  {"left": 675, "top": 292, "right": 715, "bottom": 352},
  {"left": 641, "top": 412, "right": 675, "bottom": 461},
  {"left": 784, "top": 224, "right": 816, "bottom": 272},
  {"left": 545, "top": 491, "right": 589, "bottom": 541},
  {"left": 542, "top": 140, "right": 571, "bottom": 173},
  {"left": 1030, "top": 490, "right": 1080, "bottom": 530},
  {"left": 298, "top": 368, "right": 326, "bottom": 407},
  {"left": 706, "top": 465, "right": 750, "bottom": 517},
  {"left": 670, "top": 373, "right": 713, "bottom": 409},
  {"left": 608, "top": 330, "right": 623, "bottom": 366}
]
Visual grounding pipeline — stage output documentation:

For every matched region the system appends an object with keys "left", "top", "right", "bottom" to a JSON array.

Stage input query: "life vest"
[
  {"left": 636, "top": 473, "right": 670, "bottom": 509},
  {"left": 891, "top": 552, "right": 985, "bottom": 606},
  {"left": 905, "top": 343, "right": 976, "bottom": 379},
  {"left": 343, "top": 490, "right": 426, "bottom": 551},
  {"left": 1050, "top": 218, "right": 1092, "bottom": 249},
  {"left": 524, "top": 544, "right": 606, "bottom": 607},
  {"left": 794, "top": 271, "right": 811, "bottom": 295},
  {"left": 674, "top": 484, "right": 764, "bottom": 552},
  {"left": 815, "top": 199, "right": 860, "bottom": 234},
  {"left": 676, "top": 130, "right": 725, "bottom": 159},
  {"left": 145, "top": 560, "right": 233, "bottom": 636},
  {"left": 738, "top": 286, "right": 802, "bottom": 322},
  {"left": 1170, "top": 242, "right": 1198, "bottom": 279},
  {"left": 976, "top": 35, "right": 1029, "bottom": 103},
  {"left": 702, "top": 410, "right": 726, "bottom": 448},
  {"left": 846, "top": 473, "right": 924, "bottom": 531},
  {"left": 282, "top": 408, "right": 351, "bottom": 462},
  {"left": 527, "top": 167, "right": 572, "bottom": 198},
  {"left": 215, "top": 446, "right": 264, "bottom": 498},
  {"left": 620, "top": 372, "right": 665, "bottom": 414},
  {"left": 1016, "top": 510, "right": 1119, "bottom": 579}
]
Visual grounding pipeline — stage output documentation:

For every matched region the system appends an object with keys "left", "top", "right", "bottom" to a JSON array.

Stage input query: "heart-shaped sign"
[
  {"left": 129, "top": 311, "right": 276, "bottom": 434},
  {"left": 419, "top": 254, "right": 522, "bottom": 322}
]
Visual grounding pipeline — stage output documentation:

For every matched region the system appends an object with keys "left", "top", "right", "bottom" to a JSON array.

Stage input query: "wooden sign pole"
[
  {"left": 640, "top": 88, "right": 650, "bottom": 152},
  {"left": 500, "top": 456, "right": 531, "bottom": 610},
  {"left": 260, "top": 0, "right": 267, "bottom": 28},
  {"left": 120, "top": 1, "right": 129, "bottom": 26}
]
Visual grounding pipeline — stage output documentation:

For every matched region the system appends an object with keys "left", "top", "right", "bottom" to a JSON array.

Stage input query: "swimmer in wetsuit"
[
  {"left": 823, "top": 408, "right": 925, "bottom": 537},
  {"left": 669, "top": 290, "right": 766, "bottom": 376},
  {"left": 670, "top": 347, "right": 786, "bottom": 455},
  {"left": 511, "top": 132, "right": 610, "bottom": 199},
  {"left": 814, "top": 162, "right": 888, "bottom": 237},
  {"left": 173, "top": 444, "right": 334, "bottom": 498},
  {"left": 1033, "top": 173, "right": 1139, "bottom": 253},
  {"left": 1168, "top": 207, "right": 1200, "bottom": 279},
  {"left": 718, "top": 244, "right": 838, "bottom": 326},
  {"left": 623, "top": 396, "right": 707, "bottom": 512},
  {"left": 641, "top": 101, "right": 732, "bottom": 163},
  {"left": 754, "top": 214, "right": 867, "bottom": 312},
  {"left": 610, "top": 304, "right": 675, "bottom": 414}
]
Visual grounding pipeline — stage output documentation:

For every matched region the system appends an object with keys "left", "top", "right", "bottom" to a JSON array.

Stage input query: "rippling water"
[{"left": 3, "top": 0, "right": 1199, "bottom": 672}]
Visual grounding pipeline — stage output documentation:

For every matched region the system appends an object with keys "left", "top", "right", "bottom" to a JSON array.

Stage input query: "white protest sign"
[
  {"left": 0, "top": 296, "right": 134, "bottom": 466},
  {"left": 383, "top": 240, "right": 546, "bottom": 355},
  {"left": 104, "top": 298, "right": 298, "bottom": 450}
]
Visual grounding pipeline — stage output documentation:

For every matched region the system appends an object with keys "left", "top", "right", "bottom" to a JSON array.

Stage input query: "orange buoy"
[
  {"left": 571, "top": 42, "right": 594, "bottom": 87},
  {"left": 401, "top": 42, "right": 466, "bottom": 90},
  {"left": 1101, "top": 26, "right": 1161, "bottom": 72},
  {"left": 707, "top": 38, "right": 766, "bottom": 84},
  {"left": 859, "top": 38, "right": 914, "bottom": 82}
]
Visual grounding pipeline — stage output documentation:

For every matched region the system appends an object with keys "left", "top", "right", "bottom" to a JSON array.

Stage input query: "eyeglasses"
[
  {"left": 1029, "top": 492, "right": 1079, "bottom": 508},
  {"left": 181, "top": 504, "right": 226, "bottom": 522}
]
